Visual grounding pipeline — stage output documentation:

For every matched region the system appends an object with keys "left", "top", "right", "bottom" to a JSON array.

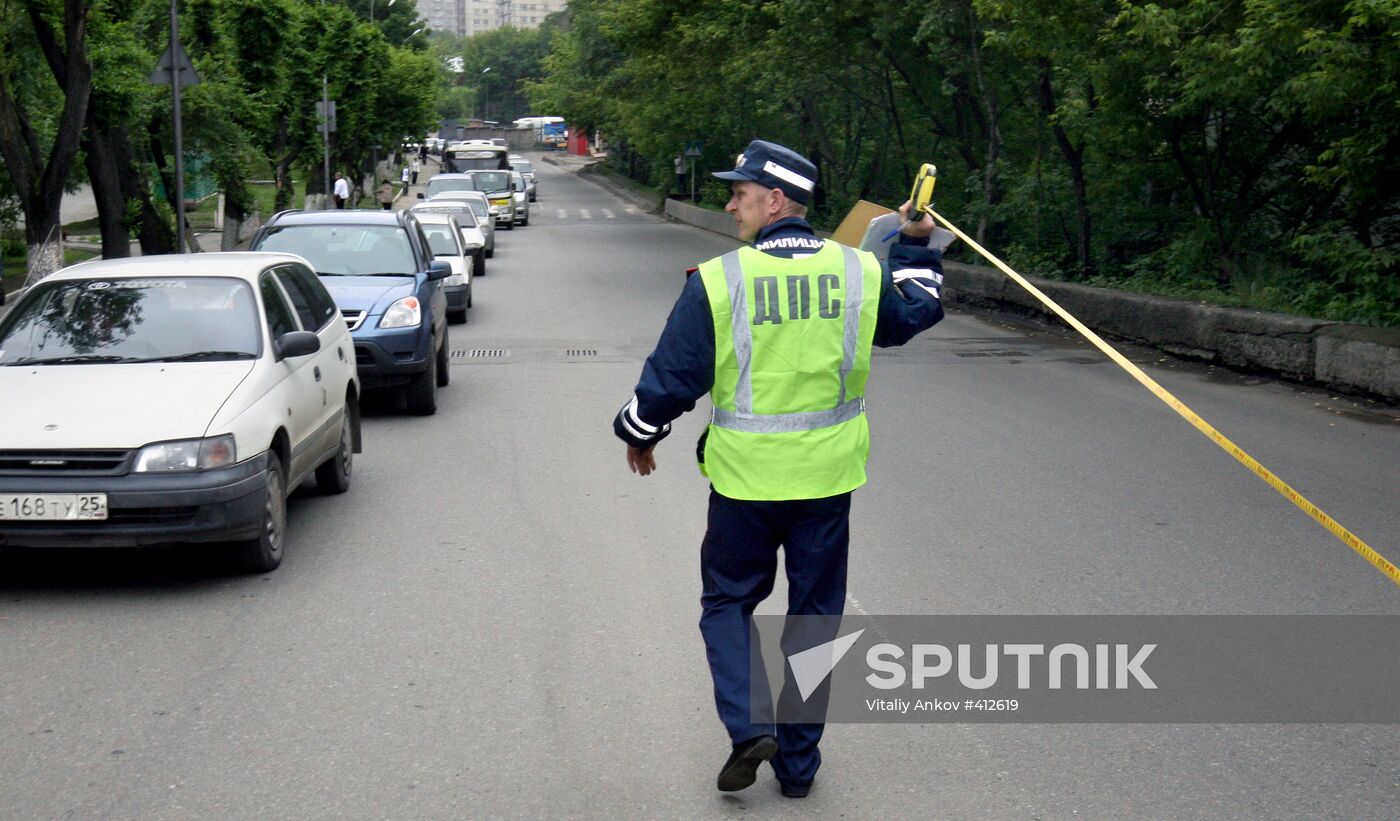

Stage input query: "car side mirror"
[
  {"left": 276, "top": 330, "right": 320, "bottom": 359},
  {"left": 426, "top": 259, "right": 452, "bottom": 281}
]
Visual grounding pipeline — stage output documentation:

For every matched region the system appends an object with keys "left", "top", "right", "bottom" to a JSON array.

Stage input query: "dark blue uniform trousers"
[{"left": 699, "top": 488, "right": 851, "bottom": 788}]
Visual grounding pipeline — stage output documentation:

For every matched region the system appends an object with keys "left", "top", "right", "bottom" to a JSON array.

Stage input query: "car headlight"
[
  {"left": 133, "top": 434, "right": 237, "bottom": 472},
  {"left": 444, "top": 273, "right": 465, "bottom": 286},
  {"left": 379, "top": 296, "right": 422, "bottom": 328}
]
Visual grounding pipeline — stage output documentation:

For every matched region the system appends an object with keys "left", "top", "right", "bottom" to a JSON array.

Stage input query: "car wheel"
[
  {"left": 406, "top": 341, "right": 439, "bottom": 415},
  {"left": 485, "top": 244, "right": 494, "bottom": 259},
  {"left": 521, "top": 213, "right": 529, "bottom": 226},
  {"left": 501, "top": 220, "right": 514, "bottom": 231},
  {"left": 315, "top": 404, "right": 354, "bottom": 495},
  {"left": 436, "top": 327, "right": 451, "bottom": 386},
  {"left": 234, "top": 451, "right": 287, "bottom": 573},
  {"left": 475, "top": 251, "right": 486, "bottom": 276}
]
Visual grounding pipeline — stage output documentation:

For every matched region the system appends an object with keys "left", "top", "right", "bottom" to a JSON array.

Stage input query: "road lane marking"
[
  {"left": 557, "top": 209, "right": 567, "bottom": 219},
  {"left": 579, "top": 208, "right": 591, "bottom": 219},
  {"left": 602, "top": 208, "right": 616, "bottom": 219}
]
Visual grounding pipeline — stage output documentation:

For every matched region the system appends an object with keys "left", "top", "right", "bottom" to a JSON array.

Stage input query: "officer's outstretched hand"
[
  {"left": 898, "top": 200, "right": 936, "bottom": 239},
  {"left": 626, "top": 445, "right": 657, "bottom": 476}
]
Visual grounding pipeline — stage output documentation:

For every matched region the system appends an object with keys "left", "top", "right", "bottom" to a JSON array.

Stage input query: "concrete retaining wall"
[
  {"left": 657, "top": 197, "right": 1400, "bottom": 402},
  {"left": 939, "top": 261, "right": 1400, "bottom": 400},
  {"left": 664, "top": 198, "right": 737, "bottom": 239}
]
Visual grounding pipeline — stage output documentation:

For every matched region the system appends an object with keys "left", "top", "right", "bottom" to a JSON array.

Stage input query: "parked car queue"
[{"left": 0, "top": 161, "right": 540, "bottom": 572}]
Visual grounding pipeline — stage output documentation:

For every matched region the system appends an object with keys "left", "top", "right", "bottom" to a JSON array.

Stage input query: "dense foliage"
[
  {"left": 528, "top": 0, "right": 1400, "bottom": 326},
  {"left": 0, "top": 0, "right": 439, "bottom": 271}
]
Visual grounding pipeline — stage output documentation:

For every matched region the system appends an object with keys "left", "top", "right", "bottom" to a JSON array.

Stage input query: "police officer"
[{"left": 614, "top": 140, "right": 945, "bottom": 798}]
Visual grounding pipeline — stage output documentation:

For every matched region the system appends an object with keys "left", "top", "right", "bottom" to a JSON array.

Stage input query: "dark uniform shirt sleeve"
[
  {"left": 873, "top": 234, "right": 946, "bottom": 347},
  {"left": 613, "top": 271, "right": 714, "bottom": 449}
]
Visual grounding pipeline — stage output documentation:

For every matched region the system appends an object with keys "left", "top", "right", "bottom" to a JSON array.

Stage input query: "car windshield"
[
  {"left": 0, "top": 277, "right": 260, "bottom": 365},
  {"left": 511, "top": 162, "right": 534, "bottom": 174},
  {"left": 425, "top": 178, "right": 476, "bottom": 197},
  {"left": 256, "top": 224, "right": 416, "bottom": 276},
  {"left": 420, "top": 224, "right": 461, "bottom": 256},
  {"left": 414, "top": 205, "right": 478, "bottom": 228},
  {"left": 467, "top": 172, "right": 511, "bottom": 194}
]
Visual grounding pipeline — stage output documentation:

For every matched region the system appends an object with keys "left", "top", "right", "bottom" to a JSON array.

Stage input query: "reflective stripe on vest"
[{"left": 711, "top": 243, "right": 865, "bottom": 432}]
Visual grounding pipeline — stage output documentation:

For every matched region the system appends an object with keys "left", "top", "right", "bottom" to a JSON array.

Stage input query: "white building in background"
[
  {"left": 494, "top": 0, "right": 568, "bottom": 29},
  {"left": 421, "top": 0, "right": 568, "bottom": 37},
  {"left": 418, "top": 0, "right": 467, "bottom": 36}
]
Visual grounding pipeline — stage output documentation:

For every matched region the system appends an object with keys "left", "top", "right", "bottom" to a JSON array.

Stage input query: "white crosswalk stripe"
[
  {"left": 579, "top": 208, "right": 592, "bottom": 219},
  {"left": 602, "top": 209, "right": 616, "bottom": 219},
  {"left": 557, "top": 209, "right": 567, "bottom": 219},
  {"left": 623, "top": 206, "right": 637, "bottom": 214}
]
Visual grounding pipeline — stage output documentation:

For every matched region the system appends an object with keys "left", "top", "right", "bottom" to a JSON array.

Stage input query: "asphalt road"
[{"left": 2, "top": 154, "right": 1398, "bottom": 819}]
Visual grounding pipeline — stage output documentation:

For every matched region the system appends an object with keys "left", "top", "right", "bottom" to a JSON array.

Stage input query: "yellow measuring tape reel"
[{"left": 920, "top": 209, "right": 1399, "bottom": 588}]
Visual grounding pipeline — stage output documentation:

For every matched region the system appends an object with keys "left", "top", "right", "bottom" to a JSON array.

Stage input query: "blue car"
[{"left": 251, "top": 210, "right": 452, "bottom": 415}]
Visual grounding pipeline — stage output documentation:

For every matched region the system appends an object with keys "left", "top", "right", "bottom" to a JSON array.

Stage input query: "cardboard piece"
[
  {"left": 832, "top": 200, "right": 891, "bottom": 246},
  {"left": 833, "top": 199, "right": 957, "bottom": 263}
]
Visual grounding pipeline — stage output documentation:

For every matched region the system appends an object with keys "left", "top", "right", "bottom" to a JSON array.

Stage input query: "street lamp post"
[{"left": 480, "top": 66, "right": 491, "bottom": 123}]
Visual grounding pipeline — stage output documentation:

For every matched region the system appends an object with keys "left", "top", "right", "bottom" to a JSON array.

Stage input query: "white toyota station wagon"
[{"left": 0, "top": 253, "right": 361, "bottom": 572}]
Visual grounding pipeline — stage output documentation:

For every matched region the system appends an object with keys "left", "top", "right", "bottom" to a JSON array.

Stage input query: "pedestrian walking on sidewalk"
[
  {"left": 376, "top": 179, "right": 394, "bottom": 210},
  {"left": 613, "top": 139, "right": 948, "bottom": 800},
  {"left": 333, "top": 173, "right": 350, "bottom": 209},
  {"left": 411, "top": 158, "right": 421, "bottom": 185}
]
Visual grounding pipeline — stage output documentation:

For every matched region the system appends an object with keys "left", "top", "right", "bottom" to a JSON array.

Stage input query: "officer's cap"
[{"left": 712, "top": 140, "right": 817, "bottom": 205}]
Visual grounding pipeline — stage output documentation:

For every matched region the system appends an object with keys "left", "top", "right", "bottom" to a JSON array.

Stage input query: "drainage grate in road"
[
  {"left": 452, "top": 349, "right": 509, "bottom": 358},
  {"left": 564, "top": 349, "right": 598, "bottom": 357},
  {"left": 955, "top": 350, "right": 1029, "bottom": 358}
]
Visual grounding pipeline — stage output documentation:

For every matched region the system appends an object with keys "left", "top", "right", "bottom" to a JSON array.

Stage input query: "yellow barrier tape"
[{"left": 927, "top": 209, "right": 1400, "bottom": 588}]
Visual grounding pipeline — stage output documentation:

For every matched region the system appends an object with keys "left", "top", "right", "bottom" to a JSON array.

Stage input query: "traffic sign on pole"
[
  {"left": 315, "top": 100, "right": 338, "bottom": 133},
  {"left": 147, "top": 40, "right": 201, "bottom": 87}
]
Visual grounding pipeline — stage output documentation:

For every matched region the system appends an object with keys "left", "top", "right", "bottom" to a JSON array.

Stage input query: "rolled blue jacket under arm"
[{"left": 613, "top": 217, "right": 945, "bottom": 449}]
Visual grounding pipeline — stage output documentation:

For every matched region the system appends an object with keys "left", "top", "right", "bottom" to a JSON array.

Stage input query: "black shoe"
[
  {"left": 779, "top": 780, "right": 812, "bottom": 798},
  {"left": 716, "top": 735, "right": 779, "bottom": 792}
]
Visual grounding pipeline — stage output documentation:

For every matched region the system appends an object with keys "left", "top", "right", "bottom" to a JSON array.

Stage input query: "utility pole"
[
  {"left": 170, "top": 0, "right": 187, "bottom": 252},
  {"left": 149, "top": 1, "right": 200, "bottom": 252},
  {"left": 322, "top": 75, "right": 331, "bottom": 209}
]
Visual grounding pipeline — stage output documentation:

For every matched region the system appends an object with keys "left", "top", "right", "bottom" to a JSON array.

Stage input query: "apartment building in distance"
[{"left": 420, "top": 0, "right": 569, "bottom": 37}]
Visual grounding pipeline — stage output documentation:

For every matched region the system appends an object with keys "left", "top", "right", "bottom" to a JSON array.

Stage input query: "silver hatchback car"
[
  {"left": 420, "top": 191, "right": 495, "bottom": 258},
  {"left": 411, "top": 200, "right": 490, "bottom": 277}
]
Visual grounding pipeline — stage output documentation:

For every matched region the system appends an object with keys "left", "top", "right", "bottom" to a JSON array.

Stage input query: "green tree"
[{"left": 0, "top": 0, "right": 95, "bottom": 277}]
